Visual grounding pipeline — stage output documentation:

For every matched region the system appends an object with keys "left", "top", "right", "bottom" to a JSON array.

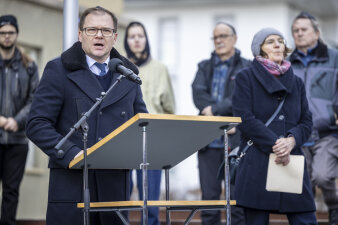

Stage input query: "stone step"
[
  {"left": 129, "top": 210, "right": 329, "bottom": 225},
  {"left": 17, "top": 211, "right": 329, "bottom": 225}
]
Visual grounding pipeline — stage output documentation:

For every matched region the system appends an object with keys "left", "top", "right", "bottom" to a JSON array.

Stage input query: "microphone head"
[{"left": 108, "top": 58, "right": 123, "bottom": 73}]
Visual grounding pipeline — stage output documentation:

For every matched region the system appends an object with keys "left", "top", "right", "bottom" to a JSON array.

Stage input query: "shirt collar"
[
  {"left": 86, "top": 55, "right": 110, "bottom": 67},
  {"left": 213, "top": 54, "right": 233, "bottom": 67},
  {"left": 296, "top": 42, "right": 318, "bottom": 57},
  {"left": 86, "top": 55, "right": 110, "bottom": 75}
]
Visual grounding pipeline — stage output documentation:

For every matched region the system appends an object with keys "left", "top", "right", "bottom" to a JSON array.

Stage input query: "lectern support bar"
[
  {"left": 223, "top": 129, "right": 231, "bottom": 225},
  {"left": 140, "top": 122, "right": 149, "bottom": 225}
]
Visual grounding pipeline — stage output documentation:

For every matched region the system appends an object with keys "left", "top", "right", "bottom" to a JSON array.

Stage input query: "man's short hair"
[
  {"left": 79, "top": 6, "right": 118, "bottom": 32},
  {"left": 293, "top": 11, "right": 320, "bottom": 33},
  {"left": 215, "top": 22, "right": 237, "bottom": 35}
]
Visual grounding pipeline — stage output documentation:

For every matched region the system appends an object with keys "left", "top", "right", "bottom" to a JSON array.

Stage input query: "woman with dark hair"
[
  {"left": 124, "top": 21, "right": 175, "bottom": 225},
  {"left": 232, "top": 27, "right": 317, "bottom": 225}
]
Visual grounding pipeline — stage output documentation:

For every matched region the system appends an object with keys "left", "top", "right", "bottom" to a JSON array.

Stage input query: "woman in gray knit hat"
[{"left": 231, "top": 28, "right": 317, "bottom": 225}]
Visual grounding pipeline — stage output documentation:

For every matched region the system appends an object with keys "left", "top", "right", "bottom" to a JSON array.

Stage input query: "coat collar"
[
  {"left": 211, "top": 48, "right": 242, "bottom": 66},
  {"left": 251, "top": 59, "right": 294, "bottom": 95},
  {"left": 0, "top": 47, "right": 22, "bottom": 70},
  {"left": 289, "top": 41, "right": 328, "bottom": 63},
  {"left": 61, "top": 41, "right": 139, "bottom": 74}
]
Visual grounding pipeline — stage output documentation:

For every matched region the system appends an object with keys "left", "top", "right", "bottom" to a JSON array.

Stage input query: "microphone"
[{"left": 108, "top": 58, "right": 142, "bottom": 85}]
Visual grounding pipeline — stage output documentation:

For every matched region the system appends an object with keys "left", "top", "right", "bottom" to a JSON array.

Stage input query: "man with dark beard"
[{"left": 0, "top": 14, "right": 39, "bottom": 225}]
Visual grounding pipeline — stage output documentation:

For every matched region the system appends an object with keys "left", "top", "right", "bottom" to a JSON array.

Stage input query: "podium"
[{"left": 69, "top": 113, "right": 241, "bottom": 225}]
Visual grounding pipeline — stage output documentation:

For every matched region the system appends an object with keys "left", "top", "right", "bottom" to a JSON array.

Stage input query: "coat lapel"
[
  {"left": 67, "top": 70, "right": 103, "bottom": 102},
  {"left": 100, "top": 73, "right": 135, "bottom": 109},
  {"left": 252, "top": 59, "right": 294, "bottom": 95}
]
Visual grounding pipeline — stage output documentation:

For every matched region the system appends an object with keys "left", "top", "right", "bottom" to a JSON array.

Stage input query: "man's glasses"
[
  {"left": 263, "top": 38, "right": 286, "bottom": 45},
  {"left": 82, "top": 27, "right": 115, "bottom": 37},
  {"left": 0, "top": 31, "right": 17, "bottom": 37},
  {"left": 211, "top": 34, "right": 233, "bottom": 41}
]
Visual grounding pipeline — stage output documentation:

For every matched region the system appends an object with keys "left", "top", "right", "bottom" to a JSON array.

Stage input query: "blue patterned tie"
[{"left": 94, "top": 62, "right": 107, "bottom": 76}]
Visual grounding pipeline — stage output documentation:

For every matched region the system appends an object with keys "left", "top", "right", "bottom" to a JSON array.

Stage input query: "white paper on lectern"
[{"left": 266, "top": 153, "right": 304, "bottom": 194}]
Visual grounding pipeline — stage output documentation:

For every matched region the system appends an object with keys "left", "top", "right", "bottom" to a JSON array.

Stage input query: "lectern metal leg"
[
  {"left": 140, "top": 123, "right": 149, "bottom": 225},
  {"left": 82, "top": 126, "right": 90, "bottom": 225},
  {"left": 183, "top": 209, "right": 197, "bottom": 225},
  {"left": 223, "top": 129, "right": 231, "bottom": 225},
  {"left": 165, "top": 168, "right": 171, "bottom": 225},
  {"left": 116, "top": 211, "right": 131, "bottom": 225}
]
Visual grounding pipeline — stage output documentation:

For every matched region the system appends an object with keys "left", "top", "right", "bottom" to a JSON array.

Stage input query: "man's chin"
[{"left": 0, "top": 43, "right": 15, "bottom": 50}]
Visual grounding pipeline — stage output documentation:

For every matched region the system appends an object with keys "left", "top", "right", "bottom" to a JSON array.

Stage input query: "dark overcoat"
[
  {"left": 232, "top": 59, "right": 316, "bottom": 213},
  {"left": 26, "top": 42, "right": 147, "bottom": 225}
]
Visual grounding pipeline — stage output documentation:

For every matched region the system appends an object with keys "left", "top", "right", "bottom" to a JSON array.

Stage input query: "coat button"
[
  {"left": 98, "top": 137, "right": 102, "bottom": 141},
  {"left": 99, "top": 111, "right": 102, "bottom": 116},
  {"left": 278, "top": 115, "right": 285, "bottom": 120},
  {"left": 121, "top": 111, "right": 126, "bottom": 116}
]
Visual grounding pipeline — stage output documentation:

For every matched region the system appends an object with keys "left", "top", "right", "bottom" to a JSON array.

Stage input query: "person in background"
[
  {"left": 124, "top": 21, "right": 175, "bottom": 225},
  {"left": 289, "top": 11, "right": 338, "bottom": 225},
  {"left": 0, "top": 14, "right": 39, "bottom": 225},
  {"left": 26, "top": 7, "right": 147, "bottom": 225},
  {"left": 233, "top": 27, "right": 317, "bottom": 225},
  {"left": 192, "top": 22, "right": 250, "bottom": 225}
]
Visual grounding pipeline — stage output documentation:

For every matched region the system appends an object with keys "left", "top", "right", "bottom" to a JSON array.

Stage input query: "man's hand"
[
  {"left": 227, "top": 127, "right": 236, "bottom": 135},
  {"left": 4, "top": 117, "right": 18, "bottom": 132},
  {"left": 272, "top": 136, "right": 295, "bottom": 157},
  {"left": 201, "top": 106, "right": 213, "bottom": 116},
  {"left": 0, "top": 116, "right": 7, "bottom": 128},
  {"left": 74, "top": 150, "right": 84, "bottom": 160}
]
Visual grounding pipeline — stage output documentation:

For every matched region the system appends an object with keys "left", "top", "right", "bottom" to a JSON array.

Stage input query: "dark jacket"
[
  {"left": 0, "top": 48, "right": 39, "bottom": 144},
  {"left": 192, "top": 49, "right": 250, "bottom": 148},
  {"left": 232, "top": 59, "right": 315, "bottom": 213},
  {"left": 26, "top": 42, "right": 147, "bottom": 223},
  {"left": 289, "top": 41, "right": 338, "bottom": 138}
]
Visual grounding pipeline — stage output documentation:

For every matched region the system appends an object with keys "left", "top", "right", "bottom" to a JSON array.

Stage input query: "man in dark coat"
[
  {"left": 0, "top": 14, "right": 39, "bottom": 225},
  {"left": 289, "top": 12, "right": 338, "bottom": 225},
  {"left": 26, "top": 6, "right": 147, "bottom": 225},
  {"left": 192, "top": 22, "right": 250, "bottom": 225}
]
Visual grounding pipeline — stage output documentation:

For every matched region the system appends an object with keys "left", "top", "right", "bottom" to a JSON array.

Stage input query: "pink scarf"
[{"left": 256, "top": 56, "right": 291, "bottom": 76}]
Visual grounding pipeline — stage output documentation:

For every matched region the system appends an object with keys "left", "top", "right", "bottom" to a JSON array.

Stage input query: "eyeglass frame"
[
  {"left": 82, "top": 27, "right": 116, "bottom": 37},
  {"left": 0, "top": 31, "right": 17, "bottom": 37},
  {"left": 263, "top": 38, "right": 286, "bottom": 45},
  {"left": 210, "top": 34, "right": 234, "bottom": 41}
]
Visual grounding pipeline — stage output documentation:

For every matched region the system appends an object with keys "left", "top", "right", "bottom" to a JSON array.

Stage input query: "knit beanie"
[
  {"left": 251, "top": 27, "right": 284, "bottom": 57},
  {"left": 0, "top": 15, "right": 19, "bottom": 33}
]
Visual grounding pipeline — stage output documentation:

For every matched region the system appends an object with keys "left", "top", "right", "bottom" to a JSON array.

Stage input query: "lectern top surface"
[{"left": 69, "top": 113, "right": 241, "bottom": 169}]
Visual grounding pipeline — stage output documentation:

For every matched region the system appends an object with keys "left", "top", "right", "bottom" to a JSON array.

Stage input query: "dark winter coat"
[
  {"left": 233, "top": 59, "right": 316, "bottom": 213},
  {"left": 0, "top": 48, "right": 39, "bottom": 144},
  {"left": 192, "top": 49, "right": 250, "bottom": 148},
  {"left": 288, "top": 41, "right": 338, "bottom": 138},
  {"left": 26, "top": 41, "right": 147, "bottom": 224}
]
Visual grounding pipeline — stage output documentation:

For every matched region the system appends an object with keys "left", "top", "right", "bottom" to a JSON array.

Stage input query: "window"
[{"left": 158, "top": 17, "right": 179, "bottom": 85}]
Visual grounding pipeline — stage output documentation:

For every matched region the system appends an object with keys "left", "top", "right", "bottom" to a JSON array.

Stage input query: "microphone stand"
[{"left": 55, "top": 74, "right": 126, "bottom": 225}]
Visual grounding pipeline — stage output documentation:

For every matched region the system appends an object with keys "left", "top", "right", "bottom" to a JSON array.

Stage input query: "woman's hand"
[
  {"left": 275, "top": 154, "right": 290, "bottom": 166},
  {"left": 272, "top": 136, "right": 295, "bottom": 157}
]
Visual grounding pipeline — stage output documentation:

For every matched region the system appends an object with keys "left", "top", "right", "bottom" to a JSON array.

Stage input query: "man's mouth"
[{"left": 94, "top": 43, "right": 104, "bottom": 47}]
